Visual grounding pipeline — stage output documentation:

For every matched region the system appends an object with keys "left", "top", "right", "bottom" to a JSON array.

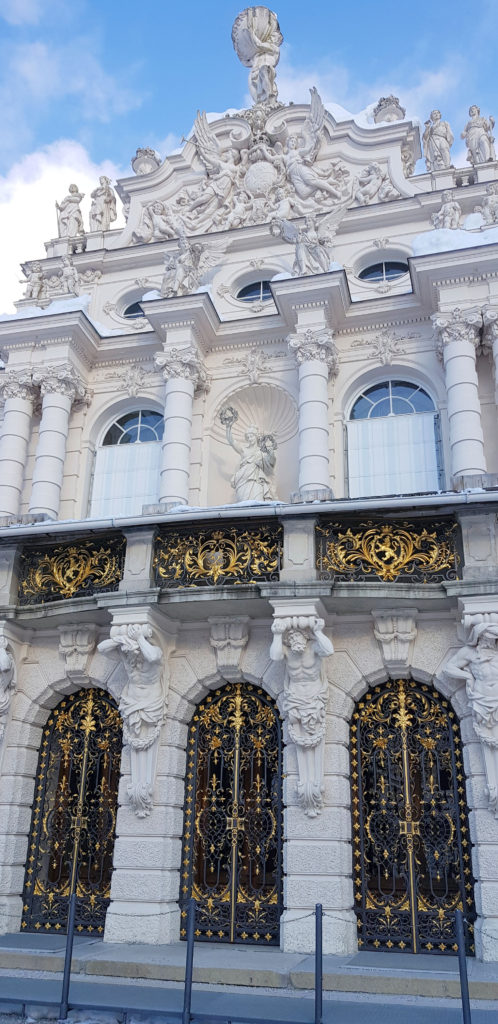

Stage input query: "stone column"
[
  {"left": 482, "top": 305, "right": 498, "bottom": 407},
  {"left": 0, "top": 372, "right": 36, "bottom": 517},
  {"left": 288, "top": 328, "right": 338, "bottom": 499},
  {"left": 28, "top": 364, "right": 85, "bottom": 519},
  {"left": 432, "top": 307, "right": 486, "bottom": 481},
  {"left": 154, "top": 346, "right": 207, "bottom": 507}
]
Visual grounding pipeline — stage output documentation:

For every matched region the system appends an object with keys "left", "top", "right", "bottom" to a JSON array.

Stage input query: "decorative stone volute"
[
  {"left": 58, "top": 625, "right": 97, "bottom": 682},
  {"left": 482, "top": 305, "right": 498, "bottom": 352},
  {"left": 0, "top": 370, "right": 36, "bottom": 402},
  {"left": 287, "top": 327, "right": 338, "bottom": 377},
  {"left": 373, "top": 95, "right": 406, "bottom": 124},
  {"left": 209, "top": 617, "right": 250, "bottom": 680},
  {"left": 372, "top": 610, "right": 418, "bottom": 675}
]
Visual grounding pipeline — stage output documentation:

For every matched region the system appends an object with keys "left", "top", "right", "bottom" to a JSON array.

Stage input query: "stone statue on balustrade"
[
  {"left": 232, "top": 6, "right": 283, "bottom": 107},
  {"left": 431, "top": 190, "right": 462, "bottom": 230},
  {"left": 461, "top": 106, "right": 496, "bottom": 165},
  {"left": 0, "top": 638, "right": 14, "bottom": 741},
  {"left": 445, "top": 622, "right": 498, "bottom": 817},
  {"left": 21, "top": 262, "right": 46, "bottom": 303},
  {"left": 56, "top": 184, "right": 85, "bottom": 239},
  {"left": 271, "top": 205, "right": 345, "bottom": 277},
  {"left": 160, "top": 229, "right": 224, "bottom": 298},
  {"left": 98, "top": 624, "right": 165, "bottom": 817},
  {"left": 475, "top": 183, "right": 498, "bottom": 225},
  {"left": 60, "top": 256, "right": 79, "bottom": 295},
  {"left": 89, "top": 176, "right": 117, "bottom": 232},
  {"left": 270, "top": 615, "right": 334, "bottom": 817},
  {"left": 220, "top": 405, "right": 277, "bottom": 501},
  {"left": 422, "top": 110, "right": 454, "bottom": 171}
]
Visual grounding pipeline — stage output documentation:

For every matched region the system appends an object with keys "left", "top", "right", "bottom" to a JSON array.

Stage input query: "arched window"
[
  {"left": 89, "top": 409, "right": 164, "bottom": 518},
  {"left": 236, "top": 280, "right": 272, "bottom": 303},
  {"left": 347, "top": 380, "right": 442, "bottom": 498}
]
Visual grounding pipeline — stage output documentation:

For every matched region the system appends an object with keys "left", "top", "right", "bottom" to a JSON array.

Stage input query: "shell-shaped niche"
[
  {"left": 208, "top": 383, "right": 298, "bottom": 505},
  {"left": 212, "top": 383, "right": 297, "bottom": 445}
]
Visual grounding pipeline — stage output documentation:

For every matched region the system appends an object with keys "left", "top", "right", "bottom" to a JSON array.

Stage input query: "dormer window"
[
  {"left": 236, "top": 280, "right": 272, "bottom": 303},
  {"left": 358, "top": 261, "right": 408, "bottom": 283}
]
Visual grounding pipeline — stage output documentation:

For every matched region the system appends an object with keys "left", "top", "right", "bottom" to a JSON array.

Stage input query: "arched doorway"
[
  {"left": 180, "top": 682, "right": 283, "bottom": 945},
  {"left": 350, "top": 678, "right": 476, "bottom": 954},
  {"left": 21, "top": 687, "right": 122, "bottom": 934}
]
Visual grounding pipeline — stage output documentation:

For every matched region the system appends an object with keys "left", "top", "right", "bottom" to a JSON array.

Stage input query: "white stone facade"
[{"left": 1, "top": 4, "right": 498, "bottom": 965}]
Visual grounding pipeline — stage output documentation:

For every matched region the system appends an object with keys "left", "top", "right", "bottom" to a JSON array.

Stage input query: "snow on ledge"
[{"left": 412, "top": 225, "right": 498, "bottom": 257}]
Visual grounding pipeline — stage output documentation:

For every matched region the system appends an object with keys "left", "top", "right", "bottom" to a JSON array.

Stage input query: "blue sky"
[{"left": 0, "top": 0, "right": 497, "bottom": 310}]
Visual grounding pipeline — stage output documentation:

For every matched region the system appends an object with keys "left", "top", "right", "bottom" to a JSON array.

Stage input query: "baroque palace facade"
[{"left": 1, "top": 5, "right": 498, "bottom": 964}]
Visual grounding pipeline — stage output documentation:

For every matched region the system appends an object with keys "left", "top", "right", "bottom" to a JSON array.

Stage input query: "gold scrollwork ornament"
[
  {"left": 21, "top": 543, "right": 122, "bottom": 599},
  {"left": 319, "top": 522, "right": 457, "bottom": 582}
]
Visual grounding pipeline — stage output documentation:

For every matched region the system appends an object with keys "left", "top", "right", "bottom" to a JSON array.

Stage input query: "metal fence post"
[
  {"left": 315, "top": 903, "right": 323, "bottom": 1024},
  {"left": 455, "top": 908, "right": 472, "bottom": 1024},
  {"left": 58, "top": 892, "right": 77, "bottom": 1022},
  {"left": 182, "top": 898, "right": 196, "bottom": 1024}
]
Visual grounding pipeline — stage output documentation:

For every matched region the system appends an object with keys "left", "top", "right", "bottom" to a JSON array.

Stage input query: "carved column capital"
[
  {"left": 482, "top": 304, "right": 498, "bottom": 351},
  {"left": 0, "top": 370, "right": 36, "bottom": 403},
  {"left": 154, "top": 346, "right": 208, "bottom": 391},
  {"left": 287, "top": 328, "right": 338, "bottom": 377},
  {"left": 32, "top": 363, "right": 86, "bottom": 402},
  {"left": 431, "top": 307, "right": 482, "bottom": 360},
  {"left": 372, "top": 609, "right": 418, "bottom": 675}
]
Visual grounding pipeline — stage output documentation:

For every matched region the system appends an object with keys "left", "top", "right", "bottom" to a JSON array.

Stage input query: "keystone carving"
[
  {"left": 58, "top": 625, "right": 97, "bottom": 681},
  {"left": 209, "top": 617, "right": 249, "bottom": 680},
  {"left": 372, "top": 610, "right": 418, "bottom": 675}
]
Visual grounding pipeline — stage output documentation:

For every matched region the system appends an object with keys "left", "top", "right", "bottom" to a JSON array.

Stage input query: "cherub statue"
[
  {"left": 132, "top": 201, "right": 178, "bottom": 243},
  {"left": 161, "top": 228, "right": 224, "bottom": 298},
  {"left": 431, "top": 190, "right": 462, "bottom": 229},
  {"left": 270, "top": 614, "right": 334, "bottom": 817},
  {"left": 56, "top": 183, "right": 85, "bottom": 239},
  {"left": 461, "top": 106, "right": 496, "bottom": 165},
  {"left": 231, "top": 6, "right": 283, "bottom": 106},
  {"left": 89, "top": 175, "right": 117, "bottom": 232},
  {"left": 422, "top": 109, "right": 454, "bottom": 171},
  {"left": 60, "top": 255, "right": 80, "bottom": 294},
  {"left": 475, "top": 183, "right": 498, "bottom": 225},
  {"left": 0, "top": 638, "right": 14, "bottom": 741},
  {"left": 354, "top": 163, "right": 399, "bottom": 205},
  {"left": 271, "top": 206, "right": 346, "bottom": 276},
  {"left": 220, "top": 406, "right": 277, "bottom": 502},
  {"left": 21, "top": 262, "right": 46, "bottom": 303}
]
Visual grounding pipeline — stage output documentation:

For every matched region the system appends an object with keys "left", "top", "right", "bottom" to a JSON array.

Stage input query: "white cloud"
[
  {"left": 0, "top": 0, "right": 43, "bottom": 24},
  {"left": 0, "top": 139, "right": 126, "bottom": 315}
]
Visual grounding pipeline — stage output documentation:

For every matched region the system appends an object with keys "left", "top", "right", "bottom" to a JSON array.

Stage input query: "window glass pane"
[
  {"left": 369, "top": 397, "right": 391, "bottom": 417},
  {"left": 350, "top": 396, "right": 374, "bottom": 420},
  {"left": 363, "top": 382, "right": 390, "bottom": 401},
  {"left": 120, "top": 426, "right": 139, "bottom": 443},
  {"left": 391, "top": 381, "right": 417, "bottom": 399},
  {"left": 358, "top": 263, "right": 384, "bottom": 281},
  {"left": 138, "top": 426, "right": 159, "bottom": 443},
  {"left": 236, "top": 280, "right": 271, "bottom": 301},
  {"left": 117, "top": 412, "right": 140, "bottom": 432},
  {"left": 102, "top": 424, "right": 123, "bottom": 446},
  {"left": 141, "top": 411, "right": 163, "bottom": 431},
  {"left": 123, "top": 301, "right": 143, "bottom": 318},
  {"left": 410, "top": 390, "right": 435, "bottom": 412},
  {"left": 391, "top": 397, "right": 414, "bottom": 414},
  {"left": 384, "top": 261, "right": 408, "bottom": 280}
]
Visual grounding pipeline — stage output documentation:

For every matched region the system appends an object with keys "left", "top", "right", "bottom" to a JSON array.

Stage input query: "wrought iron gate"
[
  {"left": 180, "top": 682, "right": 283, "bottom": 945},
  {"left": 351, "top": 678, "right": 475, "bottom": 954},
  {"left": 21, "top": 687, "right": 122, "bottom": 934}
]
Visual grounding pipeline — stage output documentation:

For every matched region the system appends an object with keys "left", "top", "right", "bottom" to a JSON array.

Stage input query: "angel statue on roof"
[
  {"left": 271, "top": 205, "right": 346, "bottom": 277},
  {"left": 161, "top": 228, "right": 225, "bottom": 298},
  {"left": 232, "top": 6, "right": 283, "bottom": 106},
  {"left": 277, "top": 89, "right": 347, "bottom": 202}
]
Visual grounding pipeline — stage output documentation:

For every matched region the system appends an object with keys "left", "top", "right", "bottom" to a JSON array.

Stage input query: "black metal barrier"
[
  {"left": 455, "top": 908, "right": 472, "bottom": 1024},
  {"left": 58, "top": 892, "right": 77, "bottom": 1022},
  {"left": 315, "top": 903, "right": 323, "bottom": 1024}
]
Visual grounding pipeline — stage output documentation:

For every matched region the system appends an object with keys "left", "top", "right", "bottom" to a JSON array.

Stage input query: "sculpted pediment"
[{"left": 117, "top": 90, "right": 421, "bottom": 246}]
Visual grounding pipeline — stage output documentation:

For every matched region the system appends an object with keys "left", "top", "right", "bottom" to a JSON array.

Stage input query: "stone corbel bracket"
[
  {"left": 209, "top": 616, "right": 249, "bottom": 681},
  {"left": 372, "top": 609, "right": 418, "bottom": 676},
  {"left": 58, "top": 624, "right": 97, "bottom": 683}
]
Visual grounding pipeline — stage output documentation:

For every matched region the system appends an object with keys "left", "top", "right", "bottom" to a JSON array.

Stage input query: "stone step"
[{"left": 0, "top": 936, "right": 497, "bottom": 1003}]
